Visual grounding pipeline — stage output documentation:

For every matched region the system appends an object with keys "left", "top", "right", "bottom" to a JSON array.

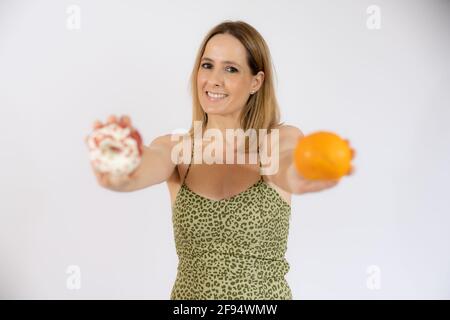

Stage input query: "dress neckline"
[
  {"left": 181, "top": 176, "right": 264, "bottom": 203},
  {"left": 176, "top": 176, "right": 291, "bottom": 207}
]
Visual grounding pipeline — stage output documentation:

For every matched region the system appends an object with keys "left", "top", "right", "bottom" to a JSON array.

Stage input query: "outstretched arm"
[
  {"left": 120, "top": 134, "right": 178, "bottom": 192},
  {"left": 264, "top": 125, "right": 353, "bottom": 195}
]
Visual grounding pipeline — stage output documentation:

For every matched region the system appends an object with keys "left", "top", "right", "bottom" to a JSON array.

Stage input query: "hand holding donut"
[{"left": 84, "top": 114, "right": 143, "bottom": 190}]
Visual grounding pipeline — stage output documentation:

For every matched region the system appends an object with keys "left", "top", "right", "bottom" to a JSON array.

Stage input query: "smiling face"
[{"left": 197, "top": 33, "right": 264, "bottom": 118}]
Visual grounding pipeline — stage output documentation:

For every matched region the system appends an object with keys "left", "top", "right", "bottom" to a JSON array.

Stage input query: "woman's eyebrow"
[{"left": 201, "top": 57, "right": 241, "bottom": 67}]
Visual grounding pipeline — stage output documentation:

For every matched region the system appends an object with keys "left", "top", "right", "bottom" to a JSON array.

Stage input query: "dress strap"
[
  {"left": 257, "top": 141, "right": 264, "bottom": 181},
  {"left": 181, "top": 136, "right": 194, "bottom": 184},
  {"left": 257, "top": 143, "right": 264, "bottom": 181}
]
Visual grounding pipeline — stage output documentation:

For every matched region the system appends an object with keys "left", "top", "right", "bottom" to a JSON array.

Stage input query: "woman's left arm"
[{"left": 265, "top": 125, "right": 353, "bottom": 195}]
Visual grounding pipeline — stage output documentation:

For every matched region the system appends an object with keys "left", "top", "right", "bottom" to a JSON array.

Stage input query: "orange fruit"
[{"left": 293, "top": 131, "right": 353, "bottom": 180}]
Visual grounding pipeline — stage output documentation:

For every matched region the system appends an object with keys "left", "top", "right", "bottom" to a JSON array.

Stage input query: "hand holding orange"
[{"left": 293, "top": 131, "right": 355, "bottom": 180}]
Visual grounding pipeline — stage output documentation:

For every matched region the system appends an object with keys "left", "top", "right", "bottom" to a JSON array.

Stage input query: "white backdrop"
[{"left": 0, "top": 0, "right": 449, "bottom": 299}]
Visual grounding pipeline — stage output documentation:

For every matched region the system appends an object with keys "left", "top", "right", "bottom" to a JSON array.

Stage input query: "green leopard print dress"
[{"left": 171, "top": 144, "right": 292, "bottom": 300}]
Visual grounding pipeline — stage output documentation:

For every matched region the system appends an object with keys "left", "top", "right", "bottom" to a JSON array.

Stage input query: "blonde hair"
[{"left": 187, "top": 20, "right": 284, "bottom": 148}]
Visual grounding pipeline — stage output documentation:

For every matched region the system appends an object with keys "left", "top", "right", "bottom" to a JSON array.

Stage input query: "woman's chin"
[{"left": 201, "top": 105, "right": 226, "bottom": 115}]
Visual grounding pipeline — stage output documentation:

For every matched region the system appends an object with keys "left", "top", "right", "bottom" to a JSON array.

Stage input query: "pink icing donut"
[{"left": 87, "top": 122, "right": 143, "bottom": 176}]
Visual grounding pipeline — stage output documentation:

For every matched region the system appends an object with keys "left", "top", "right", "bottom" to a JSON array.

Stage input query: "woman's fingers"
[
  {"left": 108, "top": 172, "right": 131, "bottom": 188},
  {"left": 89, "top": 161, "right": 106, "bottom": 184},
  {"left": 102, "top": 173, "right": 112, "bottom": 186},
  {"left": 347, "top": 166, "right": 353, "bottom": 176},
  {"left": 91, "top": 115, "right": 132, "bottom": 130},
  {"left": 120, "top": 115, "right": 131, "bottom": 127},
  {"left": 305, "top": 178, "right": 338, "bottom": 190},
  {"left": 346, "top": 139, "right": 355, "bottom": 175},
  {"left": 107, "top": 114, "right": 117, "bottom": 124},
  {"left": 327, "top": 180, "right": 339, "bottom": 187},
  {"left": 96, "top": 170, "right": 110, "bottom": 187},
  {"left": 104, "top": 114, "right": 132, "bottom": 128},
  {"left": 93, "top": 120, "right": 103, "bottom": 129},
  {"left": 344, "top": 139, "right": 355, "bottom": 158}
]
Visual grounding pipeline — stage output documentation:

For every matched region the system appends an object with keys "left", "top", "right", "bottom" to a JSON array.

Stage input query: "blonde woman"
[{"left": 87, "top": 20, "right": 354, "bottom": 299}]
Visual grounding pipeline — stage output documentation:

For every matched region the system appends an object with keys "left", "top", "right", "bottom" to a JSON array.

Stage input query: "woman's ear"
[{"left": 252, "top": 71, "right": 265, "bottom": 93}]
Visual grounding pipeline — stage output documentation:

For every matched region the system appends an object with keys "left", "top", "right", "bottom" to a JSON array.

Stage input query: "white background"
[{"left": 0, "top": 0, "right": 449, "bottom": 299}]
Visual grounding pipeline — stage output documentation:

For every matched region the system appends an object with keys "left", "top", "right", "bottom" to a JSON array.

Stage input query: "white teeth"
[{"left": 207, "top": 91, "right": 228, "bottom": 99}]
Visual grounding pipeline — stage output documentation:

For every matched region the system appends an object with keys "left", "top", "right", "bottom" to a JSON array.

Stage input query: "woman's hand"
[
  {"left": 291, "top": 145, "right": 356, "bottom": 194},
  {"left": 295, "top": 166, "right": 355, "bottom": 194}
]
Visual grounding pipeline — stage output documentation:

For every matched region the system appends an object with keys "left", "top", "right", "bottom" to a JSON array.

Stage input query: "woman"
[{"left": 87, "top": 20, "right": 354, "bottom": 299}]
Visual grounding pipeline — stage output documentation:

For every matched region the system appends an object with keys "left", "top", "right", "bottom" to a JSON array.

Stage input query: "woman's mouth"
[{"left": 206, "top": 91, "right": 228, "bottom": 102}]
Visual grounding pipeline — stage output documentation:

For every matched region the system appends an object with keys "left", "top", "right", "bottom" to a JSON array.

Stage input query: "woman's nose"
[{"left": 208, "top": 68, "right": 224, "bottom": 86}]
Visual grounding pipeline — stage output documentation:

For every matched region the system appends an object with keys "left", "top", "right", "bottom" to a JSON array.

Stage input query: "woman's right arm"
[{"left": 117, "top": 134, "right": 178, "bottom": 192}]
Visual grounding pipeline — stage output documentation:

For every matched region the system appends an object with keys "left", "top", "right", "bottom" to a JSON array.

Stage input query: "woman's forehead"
[{"left": 203, "top": 34, "right": 246, "bottom": 65}]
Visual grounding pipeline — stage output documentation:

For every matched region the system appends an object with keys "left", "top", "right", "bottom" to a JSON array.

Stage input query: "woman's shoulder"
[
  {"left": 270, "top": 123, "right": 304, "bottom": 141},
  {"left": 148, "top": 132, "right": 191, "bottom": 148},
  {"left": 259, "top": 123, "right": 304, "bottom": 154}
]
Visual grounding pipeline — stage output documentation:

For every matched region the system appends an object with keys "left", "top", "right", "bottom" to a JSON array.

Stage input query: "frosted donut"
[{"left": 87, "top": 122, "right": 143, "bottom": 176}]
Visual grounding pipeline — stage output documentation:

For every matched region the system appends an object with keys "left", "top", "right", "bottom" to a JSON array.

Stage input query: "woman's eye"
[
  {"left": 226, "top": 66, "right": 238, "bottom": 73},
  {"left": 201, "top": 63, "right": 238, "bottom": 73}
]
